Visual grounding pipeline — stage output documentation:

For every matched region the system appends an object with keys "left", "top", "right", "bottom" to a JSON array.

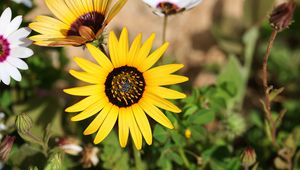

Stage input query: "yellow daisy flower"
[
  {"left": 64, "top": 28, "right": 188, "bottom": 150},
  {"left": 29, "top": 0, "right": 127, "bottom": 47}
]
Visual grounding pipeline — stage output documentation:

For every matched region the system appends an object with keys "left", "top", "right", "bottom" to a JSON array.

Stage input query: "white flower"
[
  {"left": 10, "top": 0, "right": 33, "bottom": 8},
  {"left": 143, "top": 0, "right": 202, "bottom": 16},
  {"left": 0, "top": 8, "right": 33, "bottom": 85}
]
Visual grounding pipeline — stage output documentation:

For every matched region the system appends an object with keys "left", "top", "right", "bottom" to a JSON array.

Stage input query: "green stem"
[
  {"left": 133, "top": 147, "right": 143, "bottom": 170},
  {"left": 178, "top": 148, "right": 190, "bottom": 168},
  {"left": 162, "top": 15, "right": 168, "bottom": 44}
]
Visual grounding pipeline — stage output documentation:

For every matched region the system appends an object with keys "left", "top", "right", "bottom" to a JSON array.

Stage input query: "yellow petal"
[
  {"left": 45, "top": 0, "right": 76, "bottom": 24},
  {"left": 132, "top": 33, "right": 155, "bottom": 68},
  {"left": 118, "top": 28, "right": 129, "bottom": 66},
  {"left": 108, "top": 31, "right": 119, "bottom": 67},
  {"left": 84, "top": 103, "right": 113, "bottom": 135},
  {"left": 132, "top": 104, "right": 152, "bottom": 145},
  {"left": 94, "top": 105, "right": 119, "bottom": 144},
  {"left": 127, "top": 33, "right": 142, "bottom": 66},
  {"left": 139, "top": 42, "right": 169, "bottom": 72},
  {"left": 144, "top": 92, "right": 181, "bottom": 113},
  {"left": 128, "top": 108, "right": 142, "bottom": 150},
  {"left": 64, "top": 85, "right": 104, "bottom": 96},
  {"left": 145, "top": 75, "right": 188, "bottom": 86},
  {"left": 118, "top": 108, "right": 129, "bottom": 147},
  {"left": 105, "top": 0, "right": 127, "bottom": 24},
  {"left": 73, "top": 57, "right": 103, "bottom": 74},
  {"left": 102, "top": 0, "right": 112, "bottom": 14},
  {"left": 71, "top": 98, "right": 109, "bottom": 121},
  {"left": 144, "top": 64, "right": 184, "bottom": 76},
  {"left": 86, "top": 43, "right": 114, "bottom": 72},
  {"left": 69, "top": 70, "right": 106, "bottom": 84},
  {"left": 139, "top": 98, "right": 174, "bottom": 129},
  {"left": 145, "top": 86, "right": 186, "bottom": 99},
  {"left": 64, "top": 0, "right": 82, "bottom": 17},
  {"left": 65, "top": 95, "right": 101, "bottom": 112}
]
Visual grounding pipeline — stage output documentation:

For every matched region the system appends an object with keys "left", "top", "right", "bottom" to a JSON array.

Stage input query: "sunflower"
[
  {"left": 64, "top": 28, "right": 188, "bottom": 150},
  {"left": 29, "top": 0, "right": 127, "bottom": 47}
]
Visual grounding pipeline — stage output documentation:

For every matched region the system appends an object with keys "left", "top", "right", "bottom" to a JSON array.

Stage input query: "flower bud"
[
  {"left": 185, "top": 128, "right": 192, "bottom": 139},
  {"left": 240, "top": 147, "right": 257, "bottom": 168},
  {"left": 0, "top": 136, "right": 15, "bottom": 161},
  {"left": 81, "top": 144, "right": 99, "bottom": 168},
  {"left": 269, "top": 1, "right": 295, "bottom": 32},
  {"left": 15, "top": 113, "right": 33, "bottom": 134}
]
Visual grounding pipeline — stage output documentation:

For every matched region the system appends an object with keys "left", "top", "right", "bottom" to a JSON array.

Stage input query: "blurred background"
[{"left": 0, "top": 0, "right": 300, "bottom": 169}]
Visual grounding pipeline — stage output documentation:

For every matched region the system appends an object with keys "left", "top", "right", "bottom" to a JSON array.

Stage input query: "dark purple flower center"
[
  {"left": 67, "top": 12, "right": 105, "bottom": 36},
  {"left": 105, "top": 66, "right": 145, "bottom": 107},
  {"left": 157, "top": 2, "right": 182, "bottom": 15},
  {"left": 0, "top": 35, "right": 10, "bottom": 63}
]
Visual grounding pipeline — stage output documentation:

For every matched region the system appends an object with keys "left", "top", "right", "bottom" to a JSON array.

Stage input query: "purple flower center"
[
  {"left": 67, "top": 12, "right": 105, "bottom": 36},
  {"left": 157, "top": 2, "right": 182, "bottom": 15},
  {"left": 0, "top": 35, "right": 10, "bottom": 63}
]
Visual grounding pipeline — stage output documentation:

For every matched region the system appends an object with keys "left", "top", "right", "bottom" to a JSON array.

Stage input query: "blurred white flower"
[
  {"left": 0, "top": 8, "right": 33, "bottom": 85},
  {"left": 56, "top": 137, "right": 83, "bottom": 156},
  {"left": 81, "top": 145, "right": 99, "bottom": 168},
  {"left": 143, "top": 0, "right": 202, "bottom": 16},
  {"left": 10, "top": 0, "right": 32, "bottom": 8}
]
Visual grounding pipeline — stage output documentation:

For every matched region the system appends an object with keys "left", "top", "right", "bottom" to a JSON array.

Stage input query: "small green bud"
[
  {"left": 45, "top": 152, "right": 63, "bottom": 170},
  {"left": 15, "top": 113, "right": 33, "bottom": 134},
  {"left": 241, "top": 147, "right": 257, "bottom": 168}
]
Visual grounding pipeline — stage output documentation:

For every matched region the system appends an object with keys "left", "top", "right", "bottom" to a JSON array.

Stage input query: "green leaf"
[
  {"left": 153, "top": 125, "right": 169, "bottom": 143},
  {"left": 170, "top": 131, "right": 185, "bottom": 146},
  {"left": 188, "top": 110, "right": 215, "bottom": 125}
]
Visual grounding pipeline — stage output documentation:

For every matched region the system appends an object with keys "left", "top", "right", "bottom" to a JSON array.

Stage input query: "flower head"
[
  {"left": 0, "top": 8, "right": 33, "bottom": 85},
  {"left": 29, "top": 0, "right": 127, "bottom": 47},
  {"left": 64, "top": 27, "right": 188, "bottom": 149},
  {"left": 143, "top": 0, "right": 202, "bottom": 16},
  {"left": 240, "top": 147, "right": 257, "bottom": 169},
  {"left": 269, "top": 1, "right": 295, "bottom": 32}
]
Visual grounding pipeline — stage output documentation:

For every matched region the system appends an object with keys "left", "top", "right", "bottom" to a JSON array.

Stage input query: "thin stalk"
[
  {"left": 162, "top": 15, "right": 168, "bottom": 44},
  {"left": 178, "top": 148, "right": 190, "bottom": 168},
  {"left": 262, "top": 30, "right": 278, "bottom": 146}
]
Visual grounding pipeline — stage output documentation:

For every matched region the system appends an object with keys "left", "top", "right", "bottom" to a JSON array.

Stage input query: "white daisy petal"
[
  {"left": 4, "top": 16, "right": 23, "bottom": 37},
  {"left": 0, "top": 8, "right": 33, "bottom": 85},
  {"left": 143, "top": 0, "right": 159, "bottom": 8},
  {"left": 10, "top": 47, "right": 33, "bottom": 58},
  {"left": 6, "top": 63, "right": 22, "bottom": 82},
  {"left": 0, "top": 63, "right": 11, "bottom": 85},
  {"left": 143, "top": 0, "right": 202, "bottom": 15},
  {"left": 7, "top": 57, "right": 28, "bottom": 70},
  {"left": 0, "top": 8, "right": 12, "bottom": 34},
  {"left": 8, "top": 27, "right": 31, "bottom": 45}
]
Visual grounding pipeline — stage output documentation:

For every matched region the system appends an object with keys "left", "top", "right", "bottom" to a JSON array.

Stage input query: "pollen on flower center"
[
  {"left": 105, "top": 66, "right": 145, "bottom": 107},
  {"left": 67, "top": 12, "right": 105, "bottom": 36},
  {"left": 0, "top": 35, "right": 10, "bottom": 63},
  {"left": 157, "top": 2, "right": 182, "bottom": 15}
]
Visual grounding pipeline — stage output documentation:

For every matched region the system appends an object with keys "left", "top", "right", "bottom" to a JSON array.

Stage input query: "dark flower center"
[
  {"left": 157, "top": 2, "right": 183, "bottom": 15},
  {"left": 105, "top": 66, "right": 145, "bottom": 107},
  {"left": 67, "top": 12, "right": 105, "bottom": 36},
  {"left": 0, "top": 35, "right": 10, "bottom": 63}
]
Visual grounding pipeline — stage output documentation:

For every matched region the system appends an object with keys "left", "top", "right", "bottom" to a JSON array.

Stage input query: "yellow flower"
[
  {"left": 64, "top": 28, "right": 188, "bottom": 150},
  {"left": 29, "top": 0, "right": 127, "bottom": 47}
]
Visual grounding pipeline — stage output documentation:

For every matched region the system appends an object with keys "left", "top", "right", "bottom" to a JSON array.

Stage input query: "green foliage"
[{"left": 0, "top": 1, "right": 300, "bottom": 170}]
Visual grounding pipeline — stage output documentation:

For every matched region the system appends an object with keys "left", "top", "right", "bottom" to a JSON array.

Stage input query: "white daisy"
[
  {"left": 143, "top": 0, "right": 202, "bottom": 16},
  {"left": 10, "top": 0, "right": 33, "bottom": 8},
  {"left": 0, "top": 8, "right": 33, "bottom": 85}
]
